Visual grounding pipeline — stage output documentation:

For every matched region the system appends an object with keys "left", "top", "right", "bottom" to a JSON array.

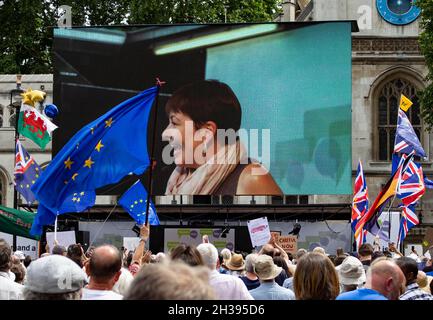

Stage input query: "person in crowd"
[
  {"left": 396, "top": 257, "right": 433, "bottom": 300},
  {"left": 67, "top": 244, "right": 86, "bottom": 268},
  {"left": 293, "top": 252, "right": 339, "bottom": 300},
  {"left": 225, "top": 253, "right": 246, "bottom": 276},
  {"left": 371, "top": 250, "right": 385, "bottom": 263},
  {"left": 273, "top": 256, "right": 292, "bottom": 278},
  {"left": 0, "top": 239, "right": 23, "bottom": 300},
  {"left": 170, "top": 244, "right": 205, "bottom": 267},
  {"left": 10, "top": 256, "right": 26, "bottom": 284},
  {"left": 82, "top": 245, "right": 123, "bottom": 300},
  {"left": 13, "top": 251, "right": 26, "bottom": 264},
  {"left": 196, "top": 242, "right": 253, "bottom": 300},
  {"left": 312, "top": 246, "right": 326, "bottom": 256},
  {"left": 337, "top": 258, "right": 405, "bottom": 300},
  {"left": 124, "top": 260, "right": 216, "bottom": 300},
  {"left": 333, "top": 253, "right": 349, "bottom": 267},
  {"left": 219, "top": 248, "right": 231, "bottom": 274},
  {"left": 423, "top": 257, "right": 433, "bottom": 276},
  {"left": 250, "top": 255, "right": 295, "bottom": 300},
  {"left": 388, "top": 242, "right": 403, "bottom": 259},
  {"left": 113, "top": 256, "right": 134, "bottom": 297},
  {"left": 358, "top": 243, "right": 374, "bottom": 271},
  {"left": 52, "top": 245, "right": 67, "bottom": 256},
  {"left": 239, "top": 253, "right": 260, "bottom": 290},
  {"left": 128, "top": 223, "right": 150, "bottom": 276},
  {"left": 293, "top": 248, "right": 307, "bottom": 265},
  {"left": 23, "top": 255, "right": 32, "bottom": 269},
  {"left": 336, "top": 256, "right": 366, "bottom": 293},
  {"left": 416, "top": 271, "right": 431, "bottom": 294},
  {"left": 259, "top": 240, "right": 288, "bottom": 286},
  {"left": 23, "top": 255, "right": 87, "bottom": 300}
]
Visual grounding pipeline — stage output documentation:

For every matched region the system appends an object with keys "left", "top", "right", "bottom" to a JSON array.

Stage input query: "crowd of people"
[{"left": 1, "top": 225, "right": 433, "bottom": 300}]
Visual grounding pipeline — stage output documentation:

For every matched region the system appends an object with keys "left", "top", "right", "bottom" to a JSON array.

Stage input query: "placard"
[
  {"left": 123, "top": 237, "right": 140, "bottom": 252},
  {"left": 276, "top": 235, "right": 298, "bottom": 255},
  {"left": 247, "top": 217, "right": 271, "bottom": 247},
  {"left": 46, "top": 231, "right": 76, "bottom": 253}
]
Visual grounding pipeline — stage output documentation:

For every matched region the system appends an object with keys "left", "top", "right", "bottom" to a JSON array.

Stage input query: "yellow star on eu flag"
[
  {"left": 64, "top": 157, "right": 74, "bottom": 170},
  {"left": 95, "top": 140, "right": 104, "bottom": 152},
  {"left": 71, "top": 173, "right": 79, "bottom": 181},
  {"left": 80, "top": 192, "right": 85, "bottom": 196},
  {"left": 105, "top": 117, "right": 114, "bottom": 128},
  {"left": 84, "top": 157, "right": 94, "bottom": 169}
]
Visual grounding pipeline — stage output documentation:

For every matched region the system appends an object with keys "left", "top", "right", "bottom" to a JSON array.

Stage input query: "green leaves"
[{"left": 417, "top": 0, "right": 433, "bottom": 130}]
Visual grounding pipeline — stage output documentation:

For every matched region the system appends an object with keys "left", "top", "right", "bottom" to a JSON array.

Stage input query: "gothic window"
[{"left": 377, "top": 78, "right": 422, "bottom": 161}]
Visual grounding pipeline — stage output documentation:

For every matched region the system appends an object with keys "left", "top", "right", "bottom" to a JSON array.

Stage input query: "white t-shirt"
[{"left": 81, "top": 288, "right": 123, "bottom": 300}]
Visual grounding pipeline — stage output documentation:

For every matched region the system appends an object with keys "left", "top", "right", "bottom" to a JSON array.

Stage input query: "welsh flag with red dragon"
[{"left": 18, "top": 104, "right": 57, "bottom": 150}]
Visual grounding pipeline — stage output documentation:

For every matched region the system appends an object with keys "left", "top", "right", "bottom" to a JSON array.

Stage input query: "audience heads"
[
  {"left": 254, "top": 255, "right": 282, "bottom": 281},
  {"left": 245, "top": 253, "right": 259, "bottom": 274},
  {"left": 124, "top": 260, "right": 215, "bottom": 300},
  {"left": 312, "top": 246, "right": 326, "bottom": 256},
  {"left": 24, "top": 255, "right": 87, "bottom": 300},
  {"left": 0, "top": 239, "right": 12, "bottom": 272},
  {"left": 273, "top": 256, "right": 291, "bottom": 277},
  {"left": 333, "top": 254, "right": 348, "bottom": 267},
  {"left": 226, "top": 253, "right": 245, "bottom": 272},
  {"left": 295, "top": 248, "right": 307, "bottom": 262},
  {"left": 293, "top": 252, "right": 339, "bottom": 300},
  {"left": 52, "top": 245, "right": 67, "bottom": 256},
  {"left": 86, "top": 245, "right": 122, "bottom": 285},
  {"left": 395, "top": 257, "right": 418, "bottom": 285},
  {"left": 358, "top": 243, "right": 374, "bottom": 258},
  {"left": 67, "top": 244, "right": 84, "bottom": 268},
  {"left": 371, "top": 250, "right": 385, "bottom": 263},
  {"left": 197, "top": 243, "right": 219, "bottom": 270},
  {"left": 366, "top": 259, "right": 406, "bottom": 300},
  {"left": 24, "top": 255, "right": 32, "bottom": 268},
  {"left": 220, "top": 248, "right": 231, "bottom": 264},
  {"left": 337, "top": 256, "right": 366, "bottom": 288},
  {"left": 10, "top": 258, "right": 26, "bottom": 284},
  {"left": 416, "top": 271, "right": 429, "bottom": 292},
  {"left": 170, "top": 244, "right": 204, "bottom": 267},
  {"left": 261, "top": 244, "right": 275, "bottom": 257},
  {"left": 14, "top": 250, "right": 25, "bottom": 261}
]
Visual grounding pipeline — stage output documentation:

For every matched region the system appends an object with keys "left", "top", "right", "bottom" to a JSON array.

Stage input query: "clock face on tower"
[{"left": 376, "top": 0, "right": 421, "bottom": 25}]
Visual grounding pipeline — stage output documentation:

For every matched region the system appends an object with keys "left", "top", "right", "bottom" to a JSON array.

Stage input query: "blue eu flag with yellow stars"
[
  {"left": 119, "top": 180, "right": 160, "bottom": 226},
  {"left": 30, "top": 86, "right": 158, "bottom": 235}
]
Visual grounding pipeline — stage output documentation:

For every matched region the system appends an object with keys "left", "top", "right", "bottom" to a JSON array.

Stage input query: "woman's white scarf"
[{"left": 165, "top": 141, "right": 247, "bottom": 195}]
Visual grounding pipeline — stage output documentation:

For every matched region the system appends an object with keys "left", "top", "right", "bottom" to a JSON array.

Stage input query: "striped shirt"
[{"left": 400, "top": 283, "right": 433, "bottom": 300}]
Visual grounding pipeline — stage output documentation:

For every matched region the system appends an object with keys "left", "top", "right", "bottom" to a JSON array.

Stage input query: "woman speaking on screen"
[{"left": 161, "top": 80, "right": 282, "bottom": 195}]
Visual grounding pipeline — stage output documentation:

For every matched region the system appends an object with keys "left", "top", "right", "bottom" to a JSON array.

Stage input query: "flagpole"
[
  {"left": 144, "top": 79, "right": 165, "bottom": 226},
  {"left": 54, "top": 216, "right": 58, "bottom": 243}
]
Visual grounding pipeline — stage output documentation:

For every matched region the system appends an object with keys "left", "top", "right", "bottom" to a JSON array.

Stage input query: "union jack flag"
[
  {"left": 352, "top": 160, "right": 368, "bottom": 248},
  {"left": 14, "top": 140, "right": 41, "bottom": 204},
  {"left": 397, "top": 155, "right": 425, "bottom": 206},
  {"left": 398, "top": 204, "right": 419, "bottom": 245}
]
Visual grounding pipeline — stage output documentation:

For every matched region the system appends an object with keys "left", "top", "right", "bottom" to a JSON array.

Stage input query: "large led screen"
[{"left": 53, "top": 22, "right": 353, "bottom": 196}]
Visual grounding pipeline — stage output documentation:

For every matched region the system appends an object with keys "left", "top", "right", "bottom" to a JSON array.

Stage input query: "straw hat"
[
  {"left": 254, "top": 255, "right": 282, "bottom": 280},
  {"left": 226, "top": 253, "right": 245, "bottom": 271}
]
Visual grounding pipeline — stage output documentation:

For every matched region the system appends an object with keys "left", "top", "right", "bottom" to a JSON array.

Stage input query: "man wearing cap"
[
  {"left": 0, "top": 239, "right": 23, "bottom": 300},
  {"left": 23, "top": 254, "right": 87, "bottom": 300},
  {"left": 336, "top": 256, "right": 366, "bottom": 293},
  {"left": 249, "top": 255, "right": 295, "bottom": 300}
]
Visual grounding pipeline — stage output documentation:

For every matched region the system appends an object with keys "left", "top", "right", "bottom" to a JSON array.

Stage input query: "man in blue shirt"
[
  {"left": 250, "top": 255, "right": 295, "bottom": 300},
  {"left": 337, "top": 259, "right": 405, "bottom": 300}
]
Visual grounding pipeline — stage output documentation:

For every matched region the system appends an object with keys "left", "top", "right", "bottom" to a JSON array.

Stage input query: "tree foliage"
[
  {"left": 0, "top": 0, "right": 281, "bottom": 74},
  {"left": 417, "top": 0, "right": 433, "bottom": 130}
]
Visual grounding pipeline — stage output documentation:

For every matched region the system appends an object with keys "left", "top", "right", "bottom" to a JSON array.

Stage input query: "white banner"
[
  {"left": 247, "top": 217, "right": 271, "bottom": 247},
  {"left": 123, "top": 237, "right": 140, "bottom": 252},
  {"left": 46, "top": 231, "right": 76, "bottom": 253}
]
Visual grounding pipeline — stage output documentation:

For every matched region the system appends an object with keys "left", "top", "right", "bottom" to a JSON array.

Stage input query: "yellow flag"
[{"left": 400, "top": 94, "right": 413, "bottom": 112}]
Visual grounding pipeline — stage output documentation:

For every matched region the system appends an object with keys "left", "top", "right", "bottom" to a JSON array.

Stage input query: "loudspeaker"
[{"left": 76, "top": 231, "right": 90, "bottom": 252}]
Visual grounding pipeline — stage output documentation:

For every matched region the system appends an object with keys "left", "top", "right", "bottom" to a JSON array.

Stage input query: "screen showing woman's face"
[{"left": 162, "top": 111, "right": 209, "bottom": 168}]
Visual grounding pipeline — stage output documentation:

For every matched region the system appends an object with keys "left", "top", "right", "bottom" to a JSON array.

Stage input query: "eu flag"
[
  {"left": 14, "top": 140, "right": 41, "bottom": 204},
  {"left": 30, "top": 86, "right": 158, "bottom": 235},
  {"left": 119, "top": 180, "right": 160, "bottom": 226}
]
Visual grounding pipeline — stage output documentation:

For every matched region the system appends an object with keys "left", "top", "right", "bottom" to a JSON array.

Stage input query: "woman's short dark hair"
[
  {"left": 170, "top": 244, "right": 204, "bottom": 267},
  {"left": 273, "top": 256, "right": 291, "bottom": 277},
  {"left": 165, "top": 80, "right": 242, "bottom": 132}
]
